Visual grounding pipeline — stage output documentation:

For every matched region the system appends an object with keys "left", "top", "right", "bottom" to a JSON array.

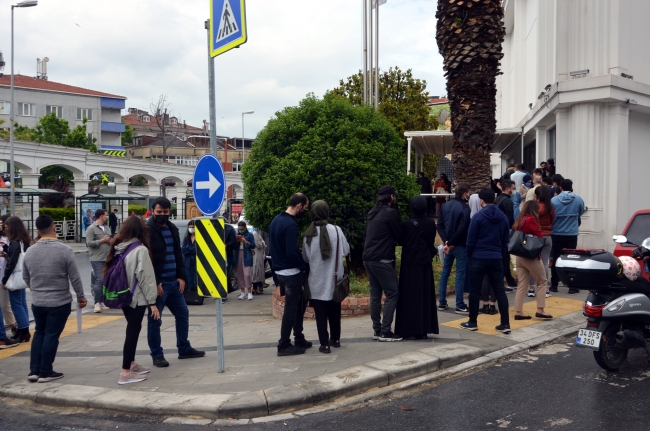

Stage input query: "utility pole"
[{"left": 206, "top": 19, "right": 217, "bottom": 157}]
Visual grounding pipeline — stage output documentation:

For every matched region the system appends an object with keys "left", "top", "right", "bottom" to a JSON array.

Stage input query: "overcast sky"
[{"left": 1, "top": 0, "right": 444, "bottom": 139}]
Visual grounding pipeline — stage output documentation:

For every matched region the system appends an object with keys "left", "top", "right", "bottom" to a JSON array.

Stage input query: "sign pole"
[
  {"left": 206, "top": 19, "right": 218, "bottom": 156},
  {"left": 215, "top": 237, "right": 225, "bottom": 373}
]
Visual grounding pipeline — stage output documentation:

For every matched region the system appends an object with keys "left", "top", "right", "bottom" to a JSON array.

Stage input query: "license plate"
[{"left": 576, "top": 329, "right": 602, "bottom": 350}]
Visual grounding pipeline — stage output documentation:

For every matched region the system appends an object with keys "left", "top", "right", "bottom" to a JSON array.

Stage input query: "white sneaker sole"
[
  {"left": 378, "top": 337, "right": 402, "bottom": 342},
  {"left": 131, "top": 369, "right": 150, "bottom": 375},
  {"left": 0, "top": 343, "right": 18, "bottom": 349},
  {"left": 455, "top": 310, "right": 469, "bottom": 315},
  {"left": 38, "top": 375, "right": 64, "bottom": 383},
  {"left": 118, "top": 377, "right": 147, "bottom": 385}
]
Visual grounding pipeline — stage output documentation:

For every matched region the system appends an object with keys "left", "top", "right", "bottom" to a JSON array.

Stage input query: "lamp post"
[
  {"left": 241, "top": 110, "right": 254, "bottom": 169},
  {"left": 9, "top": 0, "right": 38, "bottom": 215}
]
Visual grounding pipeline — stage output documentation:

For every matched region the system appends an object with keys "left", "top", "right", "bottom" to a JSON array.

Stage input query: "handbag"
[
  {"left": 508, "top": 230, "right": 545, "bottom": 259},
  {"left": 332, "top": 226, "right": 350, "bottom": 303},
  {"left": 6, "top": 242, "right": 28, "bottom": 291}
]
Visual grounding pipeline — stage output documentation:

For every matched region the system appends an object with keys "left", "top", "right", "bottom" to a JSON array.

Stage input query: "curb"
[{"left": 0, "top": 321, "right": 583, "bottom": 421}]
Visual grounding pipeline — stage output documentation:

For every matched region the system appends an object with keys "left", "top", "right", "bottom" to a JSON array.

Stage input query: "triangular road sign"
[{"left": 217, "top": 0, "right": 239, "bottom": 42}]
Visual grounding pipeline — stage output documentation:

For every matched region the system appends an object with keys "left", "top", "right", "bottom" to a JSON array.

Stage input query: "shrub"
[
  {"left": 128, "top": 205, "right": 148, "bottom": 215},
  {"left": 39, "top": 207, "right": 75, "bottom": 221}
]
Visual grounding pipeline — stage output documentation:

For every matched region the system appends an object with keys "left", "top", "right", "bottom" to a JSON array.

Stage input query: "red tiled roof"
[
  {"left": 428, "top": 97, "right": 449, "bottom": 105},
  {"left": 122, "top": 113, "right": 203, "bottom": 131},
  {"left": 0, "top": 74, "right": 126, "bottom": 99}
]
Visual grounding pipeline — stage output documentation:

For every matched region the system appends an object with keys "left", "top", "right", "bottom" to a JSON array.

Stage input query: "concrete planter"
[{"left": 271, "top": 287, "right": 373, "bottom": 319}]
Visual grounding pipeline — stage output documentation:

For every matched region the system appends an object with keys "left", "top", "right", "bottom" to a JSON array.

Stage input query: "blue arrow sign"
[
  {"left": 193, "top": 154, "right": 226, "bottom": 216},
  {"left": 210, "top": 0, "right": 247, "bottom": 57}
]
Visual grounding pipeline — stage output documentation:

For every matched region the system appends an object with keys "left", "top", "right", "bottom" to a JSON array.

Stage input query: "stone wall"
[{"left": 271, "top": 287, "right": 373, "bottom": 320}]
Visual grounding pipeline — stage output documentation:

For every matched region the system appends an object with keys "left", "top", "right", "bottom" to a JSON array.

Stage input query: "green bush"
[
  {"left": 242, "top": 93, "right": 420, "bottom": 268},
  {"left": 40, "top": 207, "right": 74, "bottom": 221},
  {"left": 128, "top": 205, "right": 148, "bottom": 215}
]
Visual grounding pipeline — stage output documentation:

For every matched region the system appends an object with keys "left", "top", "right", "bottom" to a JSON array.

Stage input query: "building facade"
[
  {"left": 0, "top": 75, "right": 126, "bottom": 150},
  {"left": 496, "top": 0, "right": 650, "bottom": 249}
]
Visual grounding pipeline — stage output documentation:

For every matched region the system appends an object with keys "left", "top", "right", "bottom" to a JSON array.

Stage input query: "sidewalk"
[
  {"left": 65, "top": 242, "right": 89, "bottom": 254},
  {"left": 0, "top": 285, "right": 587, "bottom": 420}
]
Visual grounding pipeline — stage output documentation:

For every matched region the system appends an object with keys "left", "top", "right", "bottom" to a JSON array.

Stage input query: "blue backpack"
[{"left": 102, "top": 241, "right": 142, "bottom": 309}]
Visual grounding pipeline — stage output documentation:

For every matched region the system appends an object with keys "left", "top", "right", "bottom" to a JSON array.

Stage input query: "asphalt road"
[{"left": 2, "top": 336, "right": 649, "bottom": 430}]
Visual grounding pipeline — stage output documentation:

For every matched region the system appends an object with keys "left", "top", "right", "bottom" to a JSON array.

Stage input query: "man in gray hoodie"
[
  {"left": 86, "top": 208, "right": 111, "bottom": 313},
  {"left": 23, "top": 215, "right": 86, "bottom": 383}
]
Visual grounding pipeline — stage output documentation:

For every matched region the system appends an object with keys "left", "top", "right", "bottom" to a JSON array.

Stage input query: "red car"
[{"left": 613, "top": 209, "right": 650, "bottom": 281}]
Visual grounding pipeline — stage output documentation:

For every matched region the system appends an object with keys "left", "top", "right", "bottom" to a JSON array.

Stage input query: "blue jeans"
[
  {"left": 8, "top": 288, "right": 30, "bottom": 329},
  {"left": 90, "top": 261, "right": 105, "bottom": 304},
  {"left": 147, "top": 281, "right": 192, "bottom": 358},
  {"left": 468, "top": 258, "right": 510, "bottom": 326},
  {"left": 438, "top": 246, "right": 468, "bottom": 308},
  {"left": 0, "top": 304, "right": 7, "bottom": 340},
  {"left": 30, "top": 304, "right": 70, "bottom": 375}
]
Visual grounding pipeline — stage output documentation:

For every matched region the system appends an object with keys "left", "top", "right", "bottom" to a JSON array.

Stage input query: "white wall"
[{"left": 628, "top": 111, "right": 650, "bottom": 214}]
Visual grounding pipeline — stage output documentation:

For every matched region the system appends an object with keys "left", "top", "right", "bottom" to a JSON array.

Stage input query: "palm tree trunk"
[{"left": 436, "top": 0, "right": 505, "bottom": 191}]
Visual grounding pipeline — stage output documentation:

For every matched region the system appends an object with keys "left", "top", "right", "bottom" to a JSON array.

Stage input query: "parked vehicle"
[{"left": 556, "top": 235, "right": 650, "bottom": 371}]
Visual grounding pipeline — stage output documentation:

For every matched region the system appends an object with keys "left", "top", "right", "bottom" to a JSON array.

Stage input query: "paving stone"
[
  {"left": 264, "top": 384, "right": 313, "bottom": 414},
  {"left": 366, "top": 351, "right": 440, "bottom": 384},
  {"left": 299, "top": 365, "right": 389, "bottom": 403},
  {"left": 147, "top": 393, "right": 231, "bottom": 417},
  {"left": 419, "top": 344, "right": 484, "bottom": 368},
  {"left": 87, "top": 388, "right": 168, "bottom": 413},
  {"left": 36, "top": 384, "right": 112, "bottom": 407},
  {"left": 0, "top": 382, "right": 62, "bottom": 401},
  {"left": 217, "top": 390, "right": 268, "bottom": 419}
]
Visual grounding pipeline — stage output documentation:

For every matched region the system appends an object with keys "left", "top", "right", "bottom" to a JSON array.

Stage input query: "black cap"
[{"left": 378, "top": 185, "right": 397, "bottom": 196}]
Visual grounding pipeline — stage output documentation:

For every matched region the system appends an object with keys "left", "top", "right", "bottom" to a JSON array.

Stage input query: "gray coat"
[
  {"left": 302, "top": 225, "right": 350, "bottom": 301},
  {"left": 115, "top": 239, "right": 158, "bottom": 308},
  {"left": 86, "top": 222, "right": 110, "bottom": 262}
]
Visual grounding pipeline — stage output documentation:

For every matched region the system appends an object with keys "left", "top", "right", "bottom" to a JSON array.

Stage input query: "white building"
[
  {"left": 0, "top": 74, "right": 127, "bottom": 152},
  {"left": 496, "top": 0, "right": 650, "bottom": 249}
]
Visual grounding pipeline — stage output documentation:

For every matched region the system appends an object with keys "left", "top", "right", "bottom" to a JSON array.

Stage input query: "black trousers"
[
  {"left": 311, "top": 299, "right": 341, "bottom": 346},
  {"left": 550, "top": 235, "right": 578, "bottom": 287},
  {"left": 122, "top": 305, "right": 147, "bottom": 370},
  {"left": 277, "top": 273, "right": 307, "bottom": 348},
  {"left": 110, "top": 225, "right": 117, "bottom": 236}
]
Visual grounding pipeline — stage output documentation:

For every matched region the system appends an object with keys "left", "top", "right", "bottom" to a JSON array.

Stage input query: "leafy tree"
[
  {"left": 2, "top": 113, "right": 98, "bottom": 153},
  {"left": 331, "top": 66, "right": 438, "bottom": 152},
  {"left": 436, "top": 0, "right": 505, "bottom": 190},
  {"left": 242, "top": 93, "right": 420, "bottom": 268},
  {"left": 39, "top": 166, "right": 74, "bottom": 208},
  {"left": 122, "top": 122, "right": 134, "bottom": 146}
]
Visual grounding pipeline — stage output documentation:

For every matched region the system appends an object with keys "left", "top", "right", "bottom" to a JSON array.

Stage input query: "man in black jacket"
[
  {"left": 108, "top": 208, "right": 119, "bottom": 236},
  {"left": 497, "top": 179, "right": 517, "bottom": 289},
  {"left": 269, "top": 193, "right": 312, "bottom": 356},
  {"left": 363, "top": 185, "right": 403, "bottom": 342},
  {"left": 437, "top": 184, "right": 471, "bottom": 313},
  {"left": 146, "top": 197, "right": 204, "bottom": 367}
]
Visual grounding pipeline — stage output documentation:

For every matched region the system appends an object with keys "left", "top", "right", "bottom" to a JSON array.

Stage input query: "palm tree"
[{"left": 436, "top": 0, "right": 505, "bottom": 190}]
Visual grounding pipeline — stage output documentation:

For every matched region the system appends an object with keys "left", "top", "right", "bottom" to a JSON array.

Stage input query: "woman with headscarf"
[
  {"left": 395, "top": 196, "right": 439, "bottom": 340},
  {"left": 302, "top": 200, "right": 349, "bottom": 354},
  {"left": 251, "top": 229, "right": 266, "bottom": 294}
]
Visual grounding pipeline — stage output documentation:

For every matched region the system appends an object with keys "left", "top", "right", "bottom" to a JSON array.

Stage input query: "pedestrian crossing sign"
[
  {"left": 210, "top": 0, "right": 247, "bottom": 57},
  {"left": 195, "top": 218, "right": 228, "bottom": 298}
]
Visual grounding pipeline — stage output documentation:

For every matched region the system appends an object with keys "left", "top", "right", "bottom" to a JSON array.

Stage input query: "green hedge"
[
  {"left": 128, "top": 205, "right": 148, "bottom": 215},
  {"left": 40, "top": 207, "right": 74, "bottom": 221}
]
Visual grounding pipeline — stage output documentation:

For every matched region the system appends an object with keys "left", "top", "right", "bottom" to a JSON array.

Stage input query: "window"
[
  {"left": 170, "top": 118, "right": 178, "bottom": 125},
  {"left": 76, "top": 108, "right": 93, "bottom": 121},
  {"left": 46, "top": 105, "right": 63, "bottom": 117},
  {"left": 140, "top": 115, "right": 150, "bottom": 122},
  {"left": 0, "top": 101, "right": 10, "bottom": 115},
  {"left": 232, "top": 160, "right": 243, "bottom": 172},
  {"left": 87, "top": 133, "right": 94, "bottom": 143},
  {"left": 623, "top": 213, "right": 650, "bottom": 248},
  {"left": 19, "top": 103, "right": 35, "bottom": 116},
  {"left": 547, "top": 127, "right": 556, "bottom": 160}
]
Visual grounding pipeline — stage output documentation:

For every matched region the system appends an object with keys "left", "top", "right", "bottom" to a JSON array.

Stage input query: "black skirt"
[{"left": 395, "top": 264, "right": 439, "bottom": 337}]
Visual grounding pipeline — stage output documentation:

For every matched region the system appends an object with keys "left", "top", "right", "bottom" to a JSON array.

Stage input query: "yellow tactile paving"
[
  {"left": 0, "top": 313, "right": 123, "bottom": 360},
  {"left": 442, "top": 297, "right": 584, "bottom": 335}
]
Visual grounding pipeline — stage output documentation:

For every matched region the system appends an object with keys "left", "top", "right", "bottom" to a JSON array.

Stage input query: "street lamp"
[
  {"left": 9, "top": 0, "right": 38, "bottom": 215},
  {"left": 241, "top": 110, "right": 254, "bottom": 169}
]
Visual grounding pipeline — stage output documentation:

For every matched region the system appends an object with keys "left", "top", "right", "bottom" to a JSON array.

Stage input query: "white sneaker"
[
  {"left": 118, "top": 371, "right": 147, "bottom": 385},
  {"left": 546, "top": 289, "right": 552, "bottom": 298},
  {"left": 94, "top": 303, "right": 101, "bottom": 313},
  {"left": 527, "top": 289, "right": 535, "bottom": 297},
  {"left": 101, "top": 302, "right": 109, "bottom": 310},
  {"left": 248, "top": 293, "right": 254, "bottom": 300},
  {"left": 238, "top": 293, "right": 246, "bottom": 300}
]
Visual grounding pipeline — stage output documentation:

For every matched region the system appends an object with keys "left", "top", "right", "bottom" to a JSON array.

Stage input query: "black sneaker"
[
  {"left": 460, "top": 321, "right": 478, "bottom": 331},
  {"left": 0, "top": 338, "right": 19, "bottom": 349},
  {"left": 479, "top": 304, "right": 489, "bottom": 314},
  {"left": 568, "top": 288, "right": 580, "bottom": 294},
  {"left": 438, "top": 303, "right": 448, "bottom": 311},
  {"left": 277, "top": 344, "right": 305, "bottom": 356},
  {"left": 329, "top": 339, "right": 341, "bottom": 348},
  {"left": 550, "top": 286, "right": 558, "bottom": 293},
  {"left": 319, "top": 345, "right": 331, "bottom": 354},
  {"left": 504, "top": 287, "right": 514, "bottom": 293},
  {"left": 37, "top": 372, "right": 64, "bottom": 383},
  {"left": 153, "top": 356, "right": 170, "bottom": 367},
  {"left": 495, "top": 324, "right": 511, "bottom": 334},
  {"left": 455, "top": 305, "right": 469, "bottom": 315},
  {"left": 489, "top": 305, "right": 498, "bottom": 315},
  {"left": 373, "top": 331, "right": 381, "bottom": 341},
  {"left": 379, "top": 331, "right": 402, "bottom": 342},
  {"left": 178, "top": 348, "right": 206, "bottom": 359},
  {"left": 295, "top": 339, "right": 313, "bottom": 349}
]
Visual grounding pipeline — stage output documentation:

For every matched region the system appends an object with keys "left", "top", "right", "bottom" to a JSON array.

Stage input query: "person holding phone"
[
  {"left": 233, "top": 221, "right": 256, "bottom": 300},
  {"left": 86, "top": 209, "right": 112, "bottom": 313}
]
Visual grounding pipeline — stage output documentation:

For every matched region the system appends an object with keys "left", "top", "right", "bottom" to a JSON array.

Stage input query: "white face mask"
[{"left": 188, "top": 228, "right": 195, "bottom": 234}]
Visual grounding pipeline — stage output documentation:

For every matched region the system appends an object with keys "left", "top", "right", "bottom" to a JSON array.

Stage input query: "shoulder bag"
[
  {"left": 508, "top": 230, "right": 545, "bottom": 259},
  {"left": 332, "top": 226, "right": 351, "bottom": 303},
  {"left": 6, "top": 242, "right": 28, "bottom": 291}
]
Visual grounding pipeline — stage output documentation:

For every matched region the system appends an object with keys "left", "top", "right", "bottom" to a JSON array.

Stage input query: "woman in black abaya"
[{"left": 395, "top": 195, "right": 439, "bottom": 340}]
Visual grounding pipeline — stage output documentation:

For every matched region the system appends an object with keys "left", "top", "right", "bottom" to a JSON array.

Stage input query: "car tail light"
[{"left": 584, "top": 302, "right": 606, "bottom": 317}]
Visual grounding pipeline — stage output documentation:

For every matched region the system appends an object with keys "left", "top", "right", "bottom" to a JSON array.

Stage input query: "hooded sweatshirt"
[
  {"left": 115, "top": 239, "right": 158, "bottom": 308},
  {"left": 363, "top": 203, "right": 402, "bottom": 262},
  {"left": 466, "top": 204, "right": 510, "bottom": 259},
  {"left": 551, "top": 191, "right": 585, "bottom": 236}
]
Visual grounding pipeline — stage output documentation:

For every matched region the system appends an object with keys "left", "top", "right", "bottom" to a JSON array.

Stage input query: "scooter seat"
[{"left": 608, "top": 277, "right": 650, "bottom": 296}]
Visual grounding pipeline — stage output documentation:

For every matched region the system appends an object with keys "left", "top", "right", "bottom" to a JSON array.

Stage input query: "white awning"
[{"left": 404, "top": 128, "right": 522, "bottom": 156}]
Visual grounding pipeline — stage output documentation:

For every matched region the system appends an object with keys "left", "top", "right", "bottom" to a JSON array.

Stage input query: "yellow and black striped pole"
[{"left": 195, "top": 218, "right": 227, "bottom": 298}]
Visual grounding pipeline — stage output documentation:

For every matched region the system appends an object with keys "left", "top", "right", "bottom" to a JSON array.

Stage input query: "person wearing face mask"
[
  {"left": 233, "top": 221, "right": 256, "bottom": 300},
  {"left": 437, "top": 184, "right": 471, "bottom": 314},
  {"left": 270, "top": 193, "right": 312, "bottom": 356},
  {"left": 146, "top": 197, "right": 205, "bottom": 368},
  {"left": 363, "top": 185, "right": 404, "bottom": 342},
  {"left": 181, "top": 221, "right": 198, "bottom": 297}
]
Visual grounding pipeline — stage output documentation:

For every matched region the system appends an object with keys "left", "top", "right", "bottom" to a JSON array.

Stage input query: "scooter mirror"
[{"left": 613, "top": 235, "right": 628, "bottom": 244}]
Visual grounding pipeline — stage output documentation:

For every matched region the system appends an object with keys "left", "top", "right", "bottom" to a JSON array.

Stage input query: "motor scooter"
[{"left": 555, "top": 236, "right": 650, "bottom": 371}]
